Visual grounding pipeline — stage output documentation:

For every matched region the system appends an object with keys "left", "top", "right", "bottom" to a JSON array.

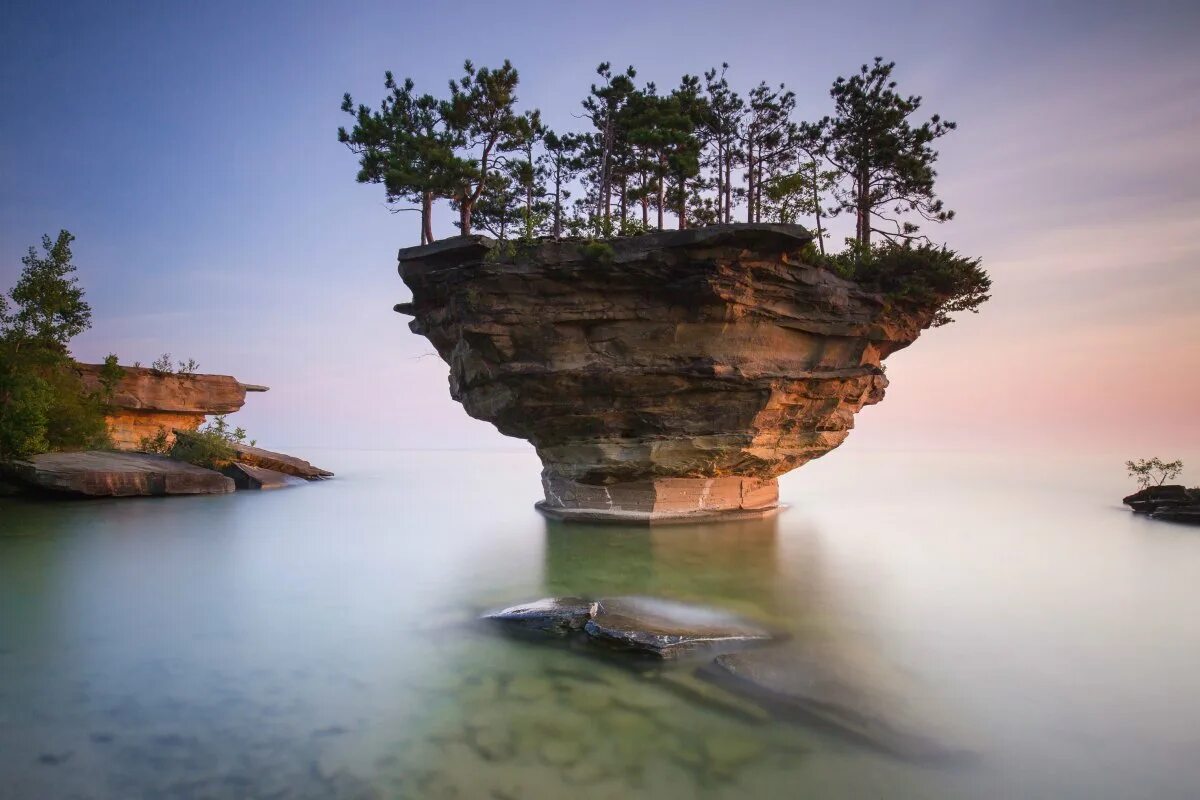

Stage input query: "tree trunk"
[
  {"left": 715, "top": 141, "right": 724, "bottom": 221},
  {"left": 619, "top": 175, "right": 627, "bottom": 227},
  {"left": 656, "top": 177, "right": 665, "bottom": 230},
  {"left": 857, "top": 166, "right": 870, "bottom": 249},
  {"left": 459, "top": 202, "right": 471, "bottom": 237},
  {"left": 422, "top": 192, "right": 434, "bottom": 245},
  {"left": 745, "top": 140, "right": 755, "bottom": 223},
  {"left": 806, "top": 177, "right": 825, "bottom": 256},
  {"left": 724, "top": 155, "right": 733, "bottom": 223},
  {"left": 553, "top": 177, "right": 562, "bottom": 240}
]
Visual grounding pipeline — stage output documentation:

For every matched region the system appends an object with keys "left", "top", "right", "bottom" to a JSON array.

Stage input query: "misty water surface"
[{"left": 2, "top": 449, "right": 1198, "bottom": 799}]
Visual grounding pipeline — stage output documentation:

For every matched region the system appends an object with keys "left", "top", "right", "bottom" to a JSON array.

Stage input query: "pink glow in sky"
[{"left": 3, "top": 1, "right": 1197, "bottom": 464}]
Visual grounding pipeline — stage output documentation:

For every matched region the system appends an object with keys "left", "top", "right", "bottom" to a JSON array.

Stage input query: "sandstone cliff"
[
  {"left": 75, "top": 363, "right": 268, "bottom": 450},
  {"left": 396, "top": 224, "right": 938, "bottom": 522}
]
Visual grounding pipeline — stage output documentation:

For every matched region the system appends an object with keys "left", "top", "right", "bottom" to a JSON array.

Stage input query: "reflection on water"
[{"left": 1, "top": 448, "right": 1199, "bottom": 798}]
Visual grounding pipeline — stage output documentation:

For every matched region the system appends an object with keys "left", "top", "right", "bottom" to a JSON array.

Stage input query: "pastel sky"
[{"left": 2, "top": 0, "right": 1198, "bottom": 460}]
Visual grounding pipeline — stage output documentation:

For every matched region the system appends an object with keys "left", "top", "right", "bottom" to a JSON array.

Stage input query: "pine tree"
[
  {"left": 338, "top": 73, "right": 454, "bottom": 244},
  {"left": 442, "top": 60, "right": 524, "bottom": 236},
  {"left": 580, "top": 64, "right": 638, "bottom": 229},
  {"left": 742, "top": 82, "right": 798, "bottom": 223},
  {"left": 541, "top": 131, "right": 581, "bottom": 239},
  {"left": 812, "top": 57, "right": 956, "bottom": 249},
  {"left": 702, "top": 65, "right": 744, "bottom": 224}
]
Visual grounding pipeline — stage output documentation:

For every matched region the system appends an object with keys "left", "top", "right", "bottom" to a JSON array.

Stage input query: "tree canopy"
[
  {"left": 338, "top": 57, "right": 988, "bottom": 322},
  {"left": 1, "top": 231, "right": 116, "bottom": 459}
]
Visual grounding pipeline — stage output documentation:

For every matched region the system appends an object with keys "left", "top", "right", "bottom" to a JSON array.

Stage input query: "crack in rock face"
[{"left": 397, "top": 225, "right": 937, "bottom": 523}]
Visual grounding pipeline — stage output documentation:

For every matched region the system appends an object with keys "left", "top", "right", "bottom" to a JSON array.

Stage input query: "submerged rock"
[
  {"left": 484, "top": 595, "right": 772, "bottom": 658},
  {"left": 585, "top": 596, "right": 773, "bottom": 659},
  {"left": 702, "top": 647, "right": 960, "bottom": 761},
  {"left": 482, "top": 597, "right": 593, "bottom": 634},
  {"left": 396, "top": 225, "right": 942, "bottom": 523},
  {"left": 2, "top": 451, "right": 234, "bottom": 497}
]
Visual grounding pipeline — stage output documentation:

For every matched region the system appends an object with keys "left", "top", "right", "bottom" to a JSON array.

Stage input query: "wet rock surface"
[
  {"left": 585, "top": 597, "right": 774, "bottom": 659},
  {"left": 1122, "top": 485, "right": 1200, "bottom": 525},
  {"left": 484, "top": 595, "right": 772, "bottom": 659},
  {"left": 483, "top": 597, "right": 593, "bottom": 634},
  {"left": 1, "top": 451, "right": 235, "bottom": 496}
]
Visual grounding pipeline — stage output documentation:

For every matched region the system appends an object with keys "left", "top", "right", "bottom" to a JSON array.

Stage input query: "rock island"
[{"left": 396, "top": 224, "right": 943, "bottom": 523}]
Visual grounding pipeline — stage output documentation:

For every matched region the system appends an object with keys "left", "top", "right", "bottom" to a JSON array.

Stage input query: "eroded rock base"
[{"left": 537, "top": 475, "right": 779, "bottom": 525}]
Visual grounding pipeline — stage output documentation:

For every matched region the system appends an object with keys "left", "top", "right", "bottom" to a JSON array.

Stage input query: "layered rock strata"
[
  {"left": 396, "top": 224, "right": 936, "bottom": 523},
  {"left": 75, "top": 363, "right": 268, "bottom": 450}
]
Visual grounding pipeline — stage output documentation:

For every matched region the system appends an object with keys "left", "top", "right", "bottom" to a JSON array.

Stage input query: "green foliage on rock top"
[
  {"left": 819, "top": 241, "right": 991, "bottom": 326},
  {"left": 169, "top": 416, "right": 254, "bottom": 469},
  {"left": 0, "top": 231, "right": 115, "bottom": 460}
]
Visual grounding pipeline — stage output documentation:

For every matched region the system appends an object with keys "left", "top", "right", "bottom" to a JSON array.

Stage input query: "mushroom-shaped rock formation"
[
  {"left": 396, "top": 224, "right": 938, "bottom": 523},
  {"left": 75, "top": 362, "right": 268, "bottom": 450}
]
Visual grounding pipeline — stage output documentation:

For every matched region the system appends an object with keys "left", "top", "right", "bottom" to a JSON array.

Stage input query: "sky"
[{"left": 2, "top": 0, "right": 1198, "bottom": 464}]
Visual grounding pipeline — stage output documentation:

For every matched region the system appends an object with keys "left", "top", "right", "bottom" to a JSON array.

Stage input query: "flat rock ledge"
[
  {"left": 3, "top": 444, "right": 333, "bottom": 499},
  {"left": 1122, "top": 485, "right": 1200, "bottom": 525},
  {"left": 2, "top": 451, "right": 234, "bottom": 497},
  {"left": 232, "top": 442, "right": 333, "bottom": 480},
  {"left": 221, "top": 462, "right": 300, "bottom": 490},
  {"left": 483, "top": 595, "right": 772, "bottom": 659}
]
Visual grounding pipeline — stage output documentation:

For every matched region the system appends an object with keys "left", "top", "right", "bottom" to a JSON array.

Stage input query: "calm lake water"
[{"left": 2, "top": 448, "right": 1199, "bottom": 799}]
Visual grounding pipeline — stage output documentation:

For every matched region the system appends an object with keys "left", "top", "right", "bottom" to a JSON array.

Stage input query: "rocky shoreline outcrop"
[
  {"left": 2, "top": 365, "right": 332, "bottom": 499},
  {"left": 396, "top": 224, "right": 940, "bottom": 523},
  {"left": 75, "top": 362, "right": 268, "bottom": 450},
  {"left": 1123, "top": 485, "right": 1200, "bottom": 525},
  {"left": 2, "top": 442, "right": 332, "bottom": 498}
]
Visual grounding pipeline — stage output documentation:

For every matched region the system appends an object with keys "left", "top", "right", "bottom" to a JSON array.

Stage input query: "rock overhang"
[{"left": 395, "top": 224, "right": 938, "bottom": 523}]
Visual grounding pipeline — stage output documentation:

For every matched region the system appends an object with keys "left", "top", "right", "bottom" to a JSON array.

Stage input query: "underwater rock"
[
  {"left": 702, "top": 647, "right": 961, "bottom": 761},
  {"left": 484, "top": 595, "right": 772, "bottom": 658}
]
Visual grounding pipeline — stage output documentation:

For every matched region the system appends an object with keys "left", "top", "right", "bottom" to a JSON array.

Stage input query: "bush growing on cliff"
[
  {"left": 823, "top": 242, "right": 991, "bottom": 326},
  {"left": 0, "top": 231, "right": 114, "bottom": 460},
  {"left": 169, "top": 415, "right": 254, "bottom": 469},
  {"left": 137, "top": 427, "right": 172, "bottom": 454}
]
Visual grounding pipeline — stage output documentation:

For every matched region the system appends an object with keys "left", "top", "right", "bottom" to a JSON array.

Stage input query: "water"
[{"left": 2, "top": 448, "right": 1199, "bottom": 799}]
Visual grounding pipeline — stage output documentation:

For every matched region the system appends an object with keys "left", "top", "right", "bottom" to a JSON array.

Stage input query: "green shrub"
[
  {"left": 137, "top": 427, "right": 172, "bottom": 454},
  {"left": 580, "top": 241, "right": 615, "bottom": 264},
  {"left": 820, "top": 241, "right": 991, "bottom": 327},
  {"left": 169, "top": 415, "right": 252, "bottom": 469}
]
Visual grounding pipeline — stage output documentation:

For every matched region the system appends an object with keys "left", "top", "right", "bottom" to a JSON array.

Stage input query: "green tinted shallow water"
[{"left": 2, "top": 449, "right": 1199, "bottom": 799}]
